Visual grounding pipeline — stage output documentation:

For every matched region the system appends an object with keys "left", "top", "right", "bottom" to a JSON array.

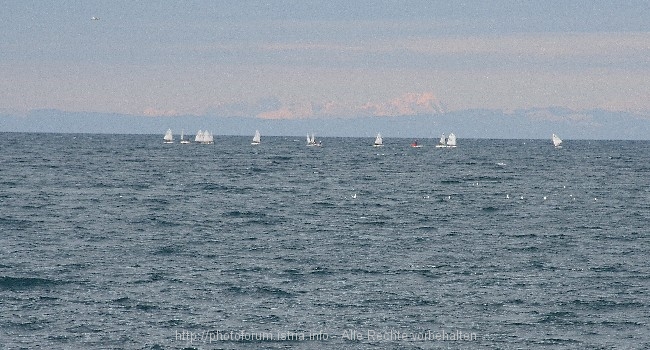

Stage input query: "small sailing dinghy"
[
  {"left": 446, "top": 133, "right": 457, "bottom": 148},
  {"left": 552, "top": 134, "right": 563, "bottom": 148},
  {"left": 307, "top": 133, "right": 322, "bottom": 147},
  {"left": 436, "top": 133, "right": 457, "bottom": 148},
  {"left": 163, "top": 129, "right": 174, "bottom": 143},
  {"left": 195, "top": 130, "right": 214, "bottom": 144},
  {"left": 435, "top": 133, "right": 446, "bottom": 148},
  {"left": 373, "top": 133, "right": 383, "bottom": 147},
  {"left": 180, "top": 129, "right": 190, "bottom": 144},
  {"left": 252, "top": 130, "right": 261, "bottom": 145}
]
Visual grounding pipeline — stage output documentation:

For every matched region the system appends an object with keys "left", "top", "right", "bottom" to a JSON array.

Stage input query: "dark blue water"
[{"left": 1, "top": 133, "right": 648, "bottom": 349}]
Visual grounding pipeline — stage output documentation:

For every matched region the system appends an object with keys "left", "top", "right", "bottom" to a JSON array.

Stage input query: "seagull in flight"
[{"left": 91, "top": 16, "right": 100, "bottom": 20}]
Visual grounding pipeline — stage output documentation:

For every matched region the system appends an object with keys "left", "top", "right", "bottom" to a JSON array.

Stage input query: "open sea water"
[{"left": 0, "top": 133, "right": 648, "bottom": 349}]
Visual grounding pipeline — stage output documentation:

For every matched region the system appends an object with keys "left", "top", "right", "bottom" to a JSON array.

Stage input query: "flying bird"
[{"left": 91, "top": 16, "right": 100, "bottom": 20}]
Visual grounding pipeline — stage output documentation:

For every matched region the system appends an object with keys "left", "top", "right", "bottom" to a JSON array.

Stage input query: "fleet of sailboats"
[{"left": 160, "top": 130, "right": 569, "bottom": 151}]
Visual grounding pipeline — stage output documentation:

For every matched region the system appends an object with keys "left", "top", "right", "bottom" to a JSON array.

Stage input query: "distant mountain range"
[{"left": 1, "top": 107, "right": 649, "bottom": 140}]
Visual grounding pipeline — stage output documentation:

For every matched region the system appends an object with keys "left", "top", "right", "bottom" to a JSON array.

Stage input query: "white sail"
[
  {"left": 194, "top": 130, "right": 213, "bottom": 144},
  {"left": 435, "top": 133, "right": 446, "bottom": 148},
  {"left": 307, "top": 133, "right": 321, "bottom": 147},
  {"left": 552, "top": 133, "right": 562, "bottom": 147},
  {"left": 374, "top": 133, "right": 383, "bottom": 146},
  {"left": 203, "top": 130, "right": 214, "bottom": 144},
  {"left": 163, "top": 129, "right": 173, "bottom": 143},
  {"left": 180, "top": 129, "right": 190, "bottom": 144},
  {"left": 252, "top": 130, "right": 261, "bottom": 144},
  {"left": 447, "top": 133, "right": 457, "bottom": 147}
]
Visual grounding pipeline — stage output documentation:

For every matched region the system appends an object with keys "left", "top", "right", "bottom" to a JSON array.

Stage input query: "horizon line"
[{"left": 1, "top": 130, "right": 646, "bottom": 142}]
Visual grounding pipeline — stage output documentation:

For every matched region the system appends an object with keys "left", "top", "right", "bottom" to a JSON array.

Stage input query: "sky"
[{"left": 1, "top": 1, "right": 650, "bottom": 121}]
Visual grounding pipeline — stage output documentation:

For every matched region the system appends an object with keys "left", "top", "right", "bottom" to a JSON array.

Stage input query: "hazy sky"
[{"left": 2, "top": 1, "right": 649, "bottom": 119}]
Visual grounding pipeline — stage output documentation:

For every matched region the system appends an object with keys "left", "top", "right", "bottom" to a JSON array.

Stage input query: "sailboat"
[
  {"left": 163, "top": 129, "right": 174, "bottom": 143},
  {"left": 251, "top": 130, "right": 261, "bottom": 145},
  {"left": 410, "top": 139, "right": 422, "bottom": 148},
  {"left": 307, "top": 133, "right": 322, "bottom": 147},
  {"left": 194, "top": 130, "right": 214, "bottom": 144},
  {"left": 446, "top": 133, "right": 457, "bottom": 148},
  {"left": 203, "top": 130, "right": 214, "bottom": 144},
  {"left": 435, "top": 133, "right": 447, "bottom": 148},
  {"left": 180, "top": 129, "right": 190, "bottom": 144},
  {"left": 435, "top": 132, "right": 457, "bottom": 148},
  {"left": 552, "top": 134, "right": 563, "bottom": 148},
  {"left": 373, "top": 133, "right": 383, "bottom": 147}
]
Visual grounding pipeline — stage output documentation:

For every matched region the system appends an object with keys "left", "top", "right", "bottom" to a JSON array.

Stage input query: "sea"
[{"left": 1, "top": 133, "right": 648, "bottom": 350}]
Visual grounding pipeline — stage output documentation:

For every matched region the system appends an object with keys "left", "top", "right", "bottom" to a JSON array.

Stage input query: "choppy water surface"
[{"left": 1, "top": 133, "right": 649, "bottom": 349}]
